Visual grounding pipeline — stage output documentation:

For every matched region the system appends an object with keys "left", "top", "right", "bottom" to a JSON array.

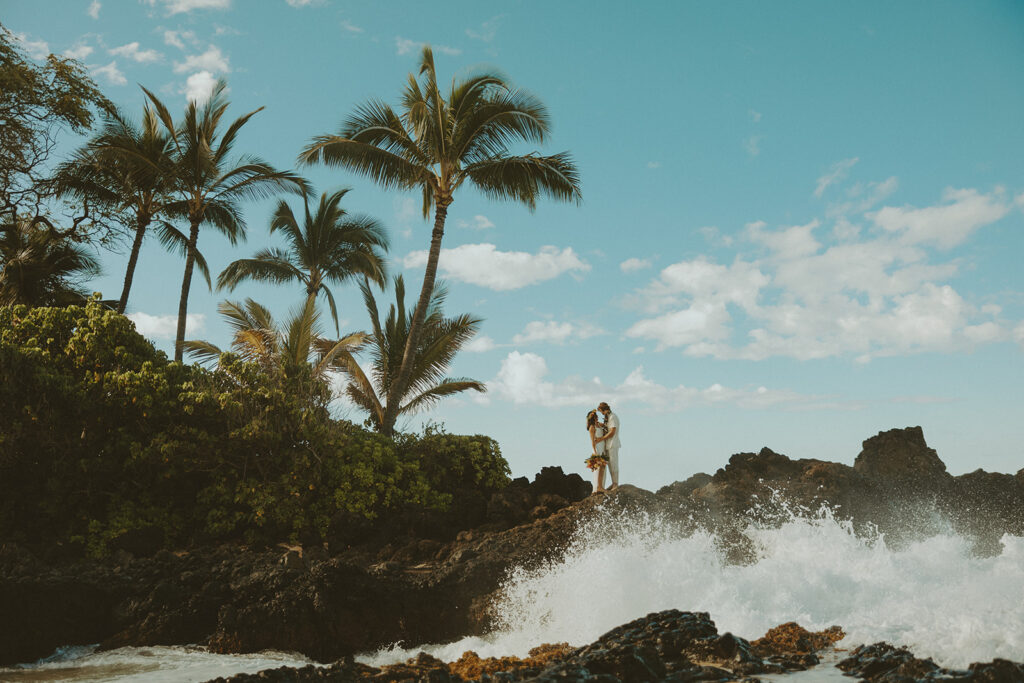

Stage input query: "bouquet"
[{"left": 585, "top": 453, "right": 609, "bottom": 471}]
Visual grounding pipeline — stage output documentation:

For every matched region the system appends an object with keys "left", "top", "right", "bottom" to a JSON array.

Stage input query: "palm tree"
[
  {"left": 183, "top": 296, "right": 365, "bottom": 385},
  {"left": 217, "top": 188, "right": 389, "bottom": 334},
  {"left": 55, "top": 105, "right": 178, "bottom": 313},
  {"left": 300, "top": 45, "right": 580, "bottom": 434},
  {"left": 129, "top": 80, "right": 306, "bottom": 361},
  {"left": 0, "top": 219, "right": 101, "bottom": 307},
  {"left": 335, "top": 275, "right": 485, "bottom": 434}
]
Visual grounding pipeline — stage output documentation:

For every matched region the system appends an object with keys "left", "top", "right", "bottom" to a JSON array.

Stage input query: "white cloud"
[
  {"left": 745, "top": 135, "right": 761, "bottom": 157},
  {"left": 488, "top": 352, "right": 836, "bottom": 411},
  {"left": 1014, "top": 322, "right": 1024, "bottom": 349},
  {"left": 626, "top": 302, "right": 733, "bottom": 351},
  {"left": 12, "top": 32, "right": 50, "bottom": 59},
  {"left": 340, "top": 19, "right": 364, "bottom": 33},
  {"left": 869, "top": 187, "right": 1011, "bottom": 249},
  {"left": 512, "top": 320, "right": 603, "bottom": 346},
  {"left": 457, "top": 215, "right": 495, "bottom": 230},
  {"left": 129, "top": 313, "right": 205, "bottom": 339},
  {"left": 396, "top": 37, "right": 461, "bottom": 56},
  {"left": 286, "top": 0, "right": 323, "bottom": 5},
  {"left": 65, "top": 42, "right": 94, "bottom": 60},
  {"left": 403, "top": 243, "right": 589, "bottom": 291},
  {"left": 155, "top": 0, "right": 231, "bottom": 15},
  {"left": 92, "top": 60, "right": 126, "bottom": 85},
  {"left": 628, "top": 257, "right": 769, "bottom": 315},
  {"left": 182, "top": 70, "right": 219, "bottom": 103},
  {"left": 646, "top": 161, "right": 661, "bottom": 169},
  {"left": 748, "top": 219, "right": 821, "bottom": 259},
  {"left": 110, "top": 42, "right": 162, "bottom": 63},
  {"left": 620, "top": 257, "right": 652, "bottom": 273},
  {"left": 815, "top": 157, "right": 859, "bottom": 197},
  {"left": 174, "top": 45, "right": 230, "bottom": 74},
  {"left": 464, "top": 335, "right": 497, "bottom": 353},
  {"left": 749, "top": 109, "right": 762, "bottom": 122},
  {"left": 624, "top": 185, "right": 1014, "bottom": 361},
  {"left": 163, "top": 30, "right": 197, "bottom": 50},
  {"left": 88, "top": 1, "right": 101, "bottom": 19},
  {"left": 699, "top": 225, "right": 734, "bottom": 247},
  {"left": 827, "top": 176, "right": 899, "bottom": 217},
  {"left": 466, "top": 16, "right": 503, "bottom": 42}
]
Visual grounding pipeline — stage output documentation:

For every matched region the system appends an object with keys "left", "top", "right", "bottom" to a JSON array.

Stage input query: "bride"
[{"left": 586, "top": 409, "right": 608, "bottom": 494}]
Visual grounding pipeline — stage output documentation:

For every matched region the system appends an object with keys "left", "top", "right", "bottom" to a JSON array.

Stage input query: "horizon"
[{"left": 4, "top": 0, "right": 1023, "bottom": 490}]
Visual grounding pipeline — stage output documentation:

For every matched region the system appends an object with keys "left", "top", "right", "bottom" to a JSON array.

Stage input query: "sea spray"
[
  {"left": 0, "top": 645, "right": 316, "bottom": 683},
  {"left": 362, "top": 501, "right": 1024, "bottom": 669}
]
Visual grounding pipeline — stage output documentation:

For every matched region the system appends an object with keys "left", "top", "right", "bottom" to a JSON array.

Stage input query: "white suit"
[{"left": 605, "top": 411, "right": 620, "bottom": 484}]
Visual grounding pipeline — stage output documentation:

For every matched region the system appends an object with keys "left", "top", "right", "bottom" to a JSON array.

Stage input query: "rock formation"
[{"left": 3, "top": 427, "right": 1024, "bottom": 676}]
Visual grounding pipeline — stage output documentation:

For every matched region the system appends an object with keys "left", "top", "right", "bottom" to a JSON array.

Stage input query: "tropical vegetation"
[
  {"left": 338, "top": 276, "right": 485, "bottom": 432},
  {"left": 128, "top": 80, "right": 307, "bottom": 360},
  {"left": 54, "top": 105, "right": 179, "bottom": 313},
  {"left": 0, "top": 219, "right": 101, "bottom": 306},
  {"left": 301, "top": 45, "right": 582, "bottom": 434},
  {"left": 217, "top": 189, "right": 388, "bottom": 334},
  {"left": 0, "top": 27, "right": 577, "bottom": 557}
]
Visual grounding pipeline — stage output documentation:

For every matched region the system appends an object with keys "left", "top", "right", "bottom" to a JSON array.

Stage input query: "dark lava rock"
[
  {"left": 837, "top": 642, "right": 1024, "bottom": 682},
  {"left": 658, "top": 472, "right": 713, "bottom": 498},
  {"left": 854, "top": 426, "right": 951, "bottom": 486},
  {"left": 7, "top": 427, "right": 1024, "bottom": 669},
  {"left": 204, "top": 609, "right": 777, "bottom": 682}
]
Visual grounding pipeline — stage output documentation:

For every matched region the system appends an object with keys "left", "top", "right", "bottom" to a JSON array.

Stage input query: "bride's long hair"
[{"left": 586, "top": 409, "right": 599, "bottom": 431}]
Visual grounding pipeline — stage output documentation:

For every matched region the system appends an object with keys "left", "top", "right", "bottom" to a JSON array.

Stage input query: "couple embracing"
[{"left": 586, "top": 402, "right": 621, "bottom": 494}]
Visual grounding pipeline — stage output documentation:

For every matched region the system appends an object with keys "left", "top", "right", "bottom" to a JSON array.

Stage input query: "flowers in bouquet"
[{"left": 585, "top": 453, "right": 609, "bottom": 471}]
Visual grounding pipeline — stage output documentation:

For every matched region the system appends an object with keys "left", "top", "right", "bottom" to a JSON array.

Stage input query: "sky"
[{"left": 5, "top": 0, "right": 1024, "bottom": 490}]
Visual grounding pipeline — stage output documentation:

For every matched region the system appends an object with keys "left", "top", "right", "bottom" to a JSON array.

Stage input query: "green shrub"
[{"left": 0, "top": 301, "right": 511, "bottom": 555}]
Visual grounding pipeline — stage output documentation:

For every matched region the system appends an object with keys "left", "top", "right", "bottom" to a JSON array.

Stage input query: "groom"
[{"left": 597, "top": 402, "right": 620, "bottom": 490}]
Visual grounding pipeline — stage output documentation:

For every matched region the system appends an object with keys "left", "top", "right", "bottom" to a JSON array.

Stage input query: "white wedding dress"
[{"left": 593, "top": 424, "right": 606, "bottom": 455}]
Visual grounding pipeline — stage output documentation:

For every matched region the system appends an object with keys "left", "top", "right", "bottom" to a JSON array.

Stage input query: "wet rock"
[{"left": 837, "top": 643, "right": 936, "bottom": 680}]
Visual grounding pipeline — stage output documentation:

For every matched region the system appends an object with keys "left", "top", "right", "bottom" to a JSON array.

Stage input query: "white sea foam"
[
  {"left": 7, "top": 504, "right": 1024, "bottom": 680},
  {"left": 363, "top": 504, "right": 1024, "bottom": 670},
  {"left": 0, "top": 645, "right": 315, "bottom": 682}
]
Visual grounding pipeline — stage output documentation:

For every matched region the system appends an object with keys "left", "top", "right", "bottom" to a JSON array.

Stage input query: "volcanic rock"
[
  {"left": 838, "top": 642, "right": 1024, "bottom": 682},
  {"left": 854, "top": 426, "right": 951, "bottom": 486}
]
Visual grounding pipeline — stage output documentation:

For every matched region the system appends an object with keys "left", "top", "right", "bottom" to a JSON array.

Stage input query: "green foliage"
[
  {"left": 337, "top": 276, "right": 486, "bottom": 432},
  {"left": 0, "top": 300, "right": 510, "bottom": 556},
  {"left": 1, "top": 22, "right": 113, "bottom": 233},
  {"left": 0, "top": 219, "right": 103, "bottom": 306},
  {"left": 301, "top": 44, "right": 582, "bottom": 435},
  {"left": 217, "top": 188, "right": 389, "bottom": 334},
  {"left": 404, "top": 424, "right": 510, "bottom": 496}
]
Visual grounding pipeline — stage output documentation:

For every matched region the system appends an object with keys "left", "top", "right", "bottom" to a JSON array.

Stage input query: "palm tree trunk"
[
  {"left": 381, "top": 201, "right": 449, "bottom": 435},
  {"left": 174, "top": 220, "right": 200, "bottom": 362},
  {"left": 117, "top": 215, "right": 149, "bottom": 314}
]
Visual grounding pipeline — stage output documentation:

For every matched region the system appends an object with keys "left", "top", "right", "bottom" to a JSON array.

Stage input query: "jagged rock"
[
  {"left": 854, "top": 426, "right": 950, "bottom": 484},
  {"left": 532, "top": 466, "right": 590, "bottom": 502},
  {"left": 5, "top": 427, "right": 1024, "bottom": 669},
  {"left": 657, "top": 472, "right": 712, "bottom": 498}
]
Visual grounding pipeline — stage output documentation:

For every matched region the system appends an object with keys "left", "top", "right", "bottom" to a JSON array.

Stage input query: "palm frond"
[
  {"left": 461, "top": 152, "right": 582, "bottom": 209},
  {"left": 181, "top": 339, "right": 224, "bottom": 366},
  {"left": 216, "top": 248, "right": 304, "bottom": 291},
  {"left": 400, "top": 378, "right": 486, "bottom": 415},
  {"left": 155, "top": 221, "right": 212, "bottom": 290},
  {"left": 299, "top": 136, "right": 427, "bottom": 191}
]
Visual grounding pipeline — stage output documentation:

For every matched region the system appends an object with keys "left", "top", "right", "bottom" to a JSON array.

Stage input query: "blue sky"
[{"left": 6, "top": 0, "right": 1024, "bottom": 489}]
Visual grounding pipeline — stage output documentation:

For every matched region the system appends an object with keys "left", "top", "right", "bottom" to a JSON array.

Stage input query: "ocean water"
[
  {"left": 0, "top": 645, "right": 315, "bottom": 682},
  {"left": 364, "top": 504, "right": 1024, "bottom": 670},
  {"left": 5, "top": 502, "right": 1024, "bottom": 681}
]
